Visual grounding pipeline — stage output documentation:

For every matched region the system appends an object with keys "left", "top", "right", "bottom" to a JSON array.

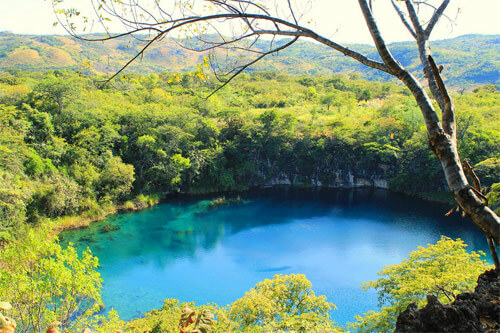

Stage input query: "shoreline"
[
  {"left": 53, "top": 185, "right": 455, "bottom": 233},
  {"left": 52, "top": 198, "right": 159, "bottom": 233}
]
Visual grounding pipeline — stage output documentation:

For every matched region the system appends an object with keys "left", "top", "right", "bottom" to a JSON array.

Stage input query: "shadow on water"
[{"left": 61, "top": 187, "right": 492, "bottom": 325}]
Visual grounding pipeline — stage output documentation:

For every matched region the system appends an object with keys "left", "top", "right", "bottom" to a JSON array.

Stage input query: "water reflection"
[{"left": 61, "top": 188, "right": 491, "bottom": 325}]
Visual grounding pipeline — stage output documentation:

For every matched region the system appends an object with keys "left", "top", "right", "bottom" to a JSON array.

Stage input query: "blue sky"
[{"left": 1, "top": 0, "right": 499, "bottom": 44}]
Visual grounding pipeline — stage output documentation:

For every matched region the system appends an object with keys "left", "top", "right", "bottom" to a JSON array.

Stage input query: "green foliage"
[
  {"left": 97, "top": 155, "right": 135, "bottom": 203},
  {"left": 0, "top": 170, "right": 28, "bottom": 231},
  {"left": 125, "top": 274, "right": 340, "bottom": 333},
  {"left": 0, "top": 227, "right": 102, "bottom": 332},
  {"left": 229, "top": 274, "right": 337, "bottom": 332},
  {"left": 87, "top": 309, "right": 125, "bottom": 333},
  {"left": 486, "top": 183, "right": 500, "bottom": 214},
  {"left": 130, "top": 193, "right": 161, "bottom": 209},
  {"left": 26, "top": 173, "right": 80, "bottom": 221},
  {"left": 350, "top": 236, "right": 491, "bottom": 332},
  {"left": 475, "top": 158, "right": 500, "bottom": 187},
  {"left": 126, "top": 299, "right": 226, "bottom": 333}
]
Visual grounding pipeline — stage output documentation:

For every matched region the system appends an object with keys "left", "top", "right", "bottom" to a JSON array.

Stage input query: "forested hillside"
[
  {"left": 0, "top": 32, "right": 498, "bottom": 89},
  {"left": 1, "top": 70, "right": 499, "bottom": 236}
]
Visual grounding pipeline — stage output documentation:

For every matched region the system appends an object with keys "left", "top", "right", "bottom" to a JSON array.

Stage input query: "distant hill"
[{"left": 0, "top": 32, "right": 498, "bottom": 89}]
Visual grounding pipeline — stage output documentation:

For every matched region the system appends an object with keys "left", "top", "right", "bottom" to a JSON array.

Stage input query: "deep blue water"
[{"left": 61, "top": 188, "right": 491, "bottom": 326}]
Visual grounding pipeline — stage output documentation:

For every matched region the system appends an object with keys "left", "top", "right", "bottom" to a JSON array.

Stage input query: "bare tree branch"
[
  {"left": 487, "top": 237, "right": 500, "bottom": 271},
  {"left": 404, "top": 0, "right": 425, "bottom": 37},
  {"left": 358, "top": 0, "right": 404, "bottom": 74},
  {"left": 403, "top": 1, "right": 447, "bottom": 114},
  {"left": 391, "top": 0, "right": 417, "bottom": 39},
  {"left": 99, "top": 31, "right": 166, "bottom": 87},
  {"left": 287, "top": 0, "right": 298, "bottom": 25},
  {"left": 425, "top": 0, "right": 451, "bottom": 37},
  {"left": 60, "top": 10, "right": 392, "bottom": 79},
  {"left": 462, "top": 159, "right": 482, "bottom": 194},
  {"left": 205, "top": 36, "right": 299, "bottom": 99}
]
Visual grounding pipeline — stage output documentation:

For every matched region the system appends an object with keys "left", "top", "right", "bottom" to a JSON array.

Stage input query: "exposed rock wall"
[{"left": 254, "top": 170, "right": 389, "bottom": 189}]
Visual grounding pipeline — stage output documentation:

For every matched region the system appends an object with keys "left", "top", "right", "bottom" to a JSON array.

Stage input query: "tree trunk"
[
  {"left": 357, "top": 0, "right": 500, "bottom": 246},
  {"left": 428, "top": 131, "right": 500, "bottom": 244}
]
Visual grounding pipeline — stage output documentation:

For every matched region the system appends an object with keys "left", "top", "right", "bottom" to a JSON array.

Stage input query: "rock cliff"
[{"left": 395, "top": 269, "right": 500, "bottom": 332}]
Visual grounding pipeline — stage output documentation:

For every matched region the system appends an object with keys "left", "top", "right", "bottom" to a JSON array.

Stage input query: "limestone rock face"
[{"left": 395, "top": 269, "right": 500, "bottom": 332}]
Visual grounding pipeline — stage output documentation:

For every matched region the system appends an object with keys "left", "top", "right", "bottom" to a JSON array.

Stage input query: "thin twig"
[
  {"left": 391, "top": 0, "right": 417, "bottom": 39},
  {"left": 425, "top": 0, "right": 451, "bottom": 37},
  {"left": 205, "top": 36, "right": 299, "bottom": 99}
]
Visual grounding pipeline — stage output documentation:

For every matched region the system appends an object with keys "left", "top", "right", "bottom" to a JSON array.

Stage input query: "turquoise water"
[{"left": 61, "top": 188, "right": 491, "bottom": 325}]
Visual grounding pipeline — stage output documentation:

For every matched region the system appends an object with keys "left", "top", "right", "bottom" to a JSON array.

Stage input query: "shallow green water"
[{"left": 61, "top": 188, "right": 490, "bottom": 325}]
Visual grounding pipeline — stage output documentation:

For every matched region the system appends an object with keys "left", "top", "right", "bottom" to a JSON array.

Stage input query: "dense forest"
[{"left": 1, "top": 69, "right": 499, "bottom": 236}]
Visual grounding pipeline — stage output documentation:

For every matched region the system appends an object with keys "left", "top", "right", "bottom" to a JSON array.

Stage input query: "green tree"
[
  {"left": 29, "top": 73, "right": 83, "bottom": 115},
  {"left": 98, "top": 155, "right": 135, "bottom": 203},
  {"left": 0, "top": 228, "right": 102, "bottom": 332},
  {"left": 475, "top": 158, "right": 500, "bottom": 187},
  {"left": 126, "top": 299, "right": 224, "bottom": 333},
  {"left": 486, "top": 183, "right": 500, "bottom": 215},
  {"left": 229, "top": 274, "right": 337, "bottom": 332},
  {"left": 86, "top": 309, "right": 125, "bottom": 333},
  {"left": 350, "top": 236, "right": 491, "bottom": 332},
  {"left": 320, "top": 92, "right": 339, "bottom": 111},
  {"left": 0, "top": 170, "right": 28, "bottom": 233},
  {"left": 27, "top": 173, "right": 80, "bottom": 221}
]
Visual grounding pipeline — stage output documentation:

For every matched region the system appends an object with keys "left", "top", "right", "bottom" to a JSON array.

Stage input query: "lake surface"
[{"left": 61, "top": 188, "right": 491, "bottom": 325}]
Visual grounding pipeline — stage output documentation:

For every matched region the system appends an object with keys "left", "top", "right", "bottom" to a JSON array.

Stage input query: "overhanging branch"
[
  {"left": 60, "top": 10, "right": 391, "bottom": 85},
  {"left": 391, "top": 0, "right": 417, "bottom": 40},
  {"left": 205, "top": 36, "right": 299, "bottom": 99}
]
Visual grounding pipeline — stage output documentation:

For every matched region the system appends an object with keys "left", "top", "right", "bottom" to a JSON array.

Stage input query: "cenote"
[{"left": 61, "top": 188, "right": 492, "bottom": 325}]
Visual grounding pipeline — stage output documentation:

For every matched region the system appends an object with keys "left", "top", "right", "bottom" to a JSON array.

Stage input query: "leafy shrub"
[
  {"left": 122, "top": 200, "right": 135, "bottom": 210},
  {"left": 0, "top": 228, "right": 102, "bottom": 332},
  {"left": 126, "top": 299, "right": 223, "bottom": 333}
]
